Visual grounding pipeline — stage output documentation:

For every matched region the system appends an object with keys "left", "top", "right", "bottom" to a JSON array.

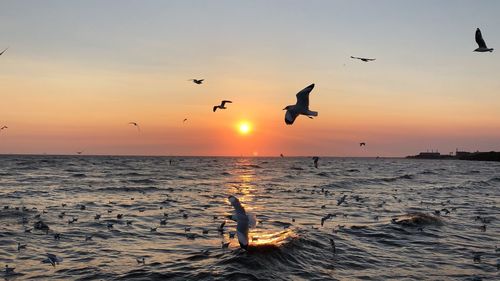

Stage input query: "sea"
[{"left": 0, "top": 155, "right": 499, "bottom": 280}]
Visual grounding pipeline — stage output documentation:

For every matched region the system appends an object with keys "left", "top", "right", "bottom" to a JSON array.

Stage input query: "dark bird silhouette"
[
  {"left": 4, "top": 265, "right": 15, "bottom": 275},
  {"left": 128, "top": 122, "right": 140, "bottom": 131},
  {"left": 280, "top": 153, "right": 284, "bottom": 158},
  {"left": 183, "top": 118, "right": 188, "bottom": 123},
  {"left": 350, "top": 56, "right": 376, "bottom": 62},
  {"left": 0, "top": 47, "right": 8, "bottom": 56},
  {"left": 189, "top": 79, "right": 204, "bottom": 84},
  {"left": 0, "top": 126, "right": 7, "bottom": 130},
  {"left": 359, "top": 142, "right": 366, "bottom": 147},
  {"left": 312, "top": 156, "right": 319, "bottom": 168},
  {"left": 283, "top": 84, "right": 318, "bottom": 125},
  {"left": 213, "top": 100, "right": 232, "bottom": 112},
  {"left": 474, "top": 28, "right": 494, "bottom": 52}
]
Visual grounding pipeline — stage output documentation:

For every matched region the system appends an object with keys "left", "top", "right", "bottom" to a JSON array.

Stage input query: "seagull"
[
  {"left": 217, "top": 221, "right": 226, "bottom": 233},
  {"left": 183, "top": 118, "right": 188, "bottom": 123},
  {"left": 359, "top": 142, "right": 366, "bottom": 147},
  {"left": 0, "top": 47, "right": 8, "bottom": 56},
  {"left": 280, "top": 153, "right": 284, "bottom": 158},
  {"left": 312, "top": 156, "right": 319, "bottom": 168},
  {"left": 0, "top": 126, "right": 7, "bottom": 130},
  {"left": 85, "top": 235, "right": 93, "bottom": 241},
  {"left": 474, "top": 28, "right": 494, "bottom": 52},
  {"left": 189, "top": 79, "right": 204, "bottom": 84},
  {"left": 76, "top": 150, "right": 84, "bottom": 155},
  {"left": 350, "top": 56, "right": 376, "bottom": 62},
  {"left": 283, "top": 83, "right": 318, "bottom": 125},
  {"left": 4, "top": 265, "right": 15, "bottom": 275},
  {"left": 136, "top": 257, "right": 145, "bottom": 265},
  {"left": 337, "top": 195, "right": 347, "bottom": 206},
  {"left": 227, "top": 195, "right": 256, "bottom": 250},
  {"left": 17, "top": 242, "right": 27, "bottom": 251},
  {"left": 213, "top": 100, "right": 232, "bottom": 112},
  {"left": 44, "top": 253, "right": 63, "bottom": 267},
  {"left": 128, "top": 122, "right": 140, "bottom": 131}
]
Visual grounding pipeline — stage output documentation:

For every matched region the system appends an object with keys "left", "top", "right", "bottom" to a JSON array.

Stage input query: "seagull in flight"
[
  {"left": 0, "top": 126, "right": 7, "bottom": 131},
  {"left": 350, "top": 56, "right": 376, "bottom": 62},
  {"left": 228, "top": 195, "right": 256, "bottom": 250},
  {"left": 359, "top": 142, "right": 366, "bottom": 147},
  {"left": 128, "top": 122, "right": 140, "bottom": 131},
  {"left": 474, "top": 28, "right": 494, "bottom": 52},
  {"left": 213, "top": 100, "right": 232, "bottom": 112},
  {"left": 0, "top": 47, "right": 8, "bottom": 56},
  {"left": 183, "top": 118, "right": 188, "bottom": 123},
  {"left": 283, "top": 83, "right": 318, "bottom": 125},
  {"left": 312, "top": 156, "right": 319, "bottom": 168},
  {"left": 189, "top": 79, "right": 204, "bottom": 84},
  {"left": 76, "top": 150, "right": 84, "bottom": 155}
]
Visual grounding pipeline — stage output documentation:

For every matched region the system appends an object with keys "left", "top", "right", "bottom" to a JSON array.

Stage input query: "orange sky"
[{"left": 1, "top": 1, "right": 500, "bottom": 156}]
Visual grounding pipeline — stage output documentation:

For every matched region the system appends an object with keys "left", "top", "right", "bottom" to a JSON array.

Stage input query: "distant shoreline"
[{"left": 406, "top": 151, "right": 500, "bottom": 162}]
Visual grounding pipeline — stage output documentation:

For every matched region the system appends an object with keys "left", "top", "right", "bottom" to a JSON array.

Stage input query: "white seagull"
[
  {"left": 474, "top": 28, "right": 494, "bottom": 52},
  {"left": 283, "top": 84, "right": 318, "bottom": 125},
  {"left": 228, "top": 196, "right": 256, "bottom": 250}
]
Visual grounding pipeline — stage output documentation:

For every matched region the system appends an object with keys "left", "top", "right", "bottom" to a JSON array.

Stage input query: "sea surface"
[{"left": 0, "top": 155, "right": 499, "bottom": 281}]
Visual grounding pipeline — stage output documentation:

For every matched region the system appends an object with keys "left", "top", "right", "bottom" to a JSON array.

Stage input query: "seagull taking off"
[
  {"left": 312, "top": 156, "right": 319, "bottom": 168},
  {"left": 0, "top": 47, "right": 8, "bottom": 56},
  {"left": 128, "top": 122, "right": 140, "bottom": 131},
  {"left": 474, "top": 28, "right": 494, "bottom": 52},
  {"left": 283, "top": 83, "right": 318, "bottom": 125},
  {"left": 228, "top": 196, "right": 256, "bottom": 250},
  {"left": 213, "top": 100, "right": 232, "bottom": 112},
  {"left": 189, "top": 79, "right": 204, "bottom": 84},
  {"left": 350, "top": 56, "right": 376, "bottom": 62},
  {"left": 359, "top": 142, "right": 366, "bottom": 147}
]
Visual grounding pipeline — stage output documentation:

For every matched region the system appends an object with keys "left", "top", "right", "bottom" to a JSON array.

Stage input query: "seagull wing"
[
  {"left": 228, "top": 196, "right": 249, "bottom": 249},
  {"left": 221, "top": 100, "right": 232, "bottom": 107},
  {"left": 213, "top": 106, "right": 218, "bottom": 112},
  {"left": 476, "top": 28, "right": 487, "bottom": 48},
  {"left": 295, "top": 84, "right": 314, "bottom": 109},
  {"left": 285, "top": 109, "right": 299, "bottom": 125}
]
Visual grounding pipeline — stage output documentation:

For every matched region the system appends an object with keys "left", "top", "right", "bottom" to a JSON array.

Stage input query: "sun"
[{"left": 238, "top": 121, "right": 252, "bottom": 135}]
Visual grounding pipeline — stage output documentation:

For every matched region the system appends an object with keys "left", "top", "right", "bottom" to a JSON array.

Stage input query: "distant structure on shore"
[{"left": 406, "top": 149, "right": 500, "bottom": 162}]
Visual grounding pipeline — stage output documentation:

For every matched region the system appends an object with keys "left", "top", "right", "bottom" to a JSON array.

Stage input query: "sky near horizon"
[{"left": 1, "top": 0, "right": 500, "bottom": 156}]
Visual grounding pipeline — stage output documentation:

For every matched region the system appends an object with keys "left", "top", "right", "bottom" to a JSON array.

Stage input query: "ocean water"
[{"left": 0, "top": 155, "right": 499, "bottom": 281}]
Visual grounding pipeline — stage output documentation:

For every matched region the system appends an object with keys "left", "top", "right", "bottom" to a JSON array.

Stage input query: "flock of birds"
[{"left": 1, "top": 27, "right": 497, "bottom": 276}]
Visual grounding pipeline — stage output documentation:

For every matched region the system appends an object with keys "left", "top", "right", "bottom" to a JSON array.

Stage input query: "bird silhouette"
[
  {"left": 213, "top": 100, "right": 232, "bottom": 112},
  {"left": 474, "top": 28, "right": 494, "bottom": 52},
  {"left": 350, "top": 56, "right": 376, "bottom": 62},
  {"left": 283, "top": 84, "right": 318, "bottom": 125},
  {"left": 189, "top": 79, "right": 204, "bottom": 84}
]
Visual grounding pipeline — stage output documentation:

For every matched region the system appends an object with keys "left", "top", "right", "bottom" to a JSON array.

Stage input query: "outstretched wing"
[
  {"left": 296, "top": 84, "right": 314, "bottom": 109},
  {"left": 213, "top": 106, "right": 218, "bottom": 112},
  {"left": 285, "top": 109, "right": 298, "bottom": 125},
  {"left": 476, "top": 28, "right": 487, "bottom": 48},
  {"left": 221, "top": 100, "right": 232, "bottom": 106},
  {"left": 228, "top": 196, "right": 249, "bottom": 249}
]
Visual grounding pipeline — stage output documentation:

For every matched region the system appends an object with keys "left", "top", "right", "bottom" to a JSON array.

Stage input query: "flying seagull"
[
  {"left": 0, "top": 126, "right": 7, "bottom": 130},
  {"left": 213, "top": 100, "right": 232, "bottom": 112},
  {"left": 76, "top": 150, "right": 84, "bottom": 155},
  {"left": 350, "top": 56, "right": 376, "bottom": 62},
  {"left": 283, "top": 83, "right": 318, "bottom": 125},
  {"left": 474, "top": 28, "right": 494, "bottom": 52},
  {"left": 183, "top": 118, "right": 188, "bottom": 123},
  {"left": 0, "top": 47, "right": 8, "bottom": 56},
  {"left": 312, "top": 156, "right": 319, "bottom": 168},
  {"left": 128, "top": 122, "right": 140, "bottom": 131},
  {"left": 228, "top": 195, "right": 256, "bottom": 250},
  {"left": 359, "top": 142, "right": 366, "bottom": 147},
  {"left": 189, "top": 79, "right": 204, "bottom": 84}
]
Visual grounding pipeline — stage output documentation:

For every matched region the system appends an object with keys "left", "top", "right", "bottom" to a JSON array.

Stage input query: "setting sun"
[{"left": 238, "top": 122, "right": 252, "bottom": 135}]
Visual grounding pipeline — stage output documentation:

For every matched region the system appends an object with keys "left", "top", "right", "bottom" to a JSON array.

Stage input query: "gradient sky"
[{"left": 1, "top": 0, "right": 500, "bottom": 156}]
